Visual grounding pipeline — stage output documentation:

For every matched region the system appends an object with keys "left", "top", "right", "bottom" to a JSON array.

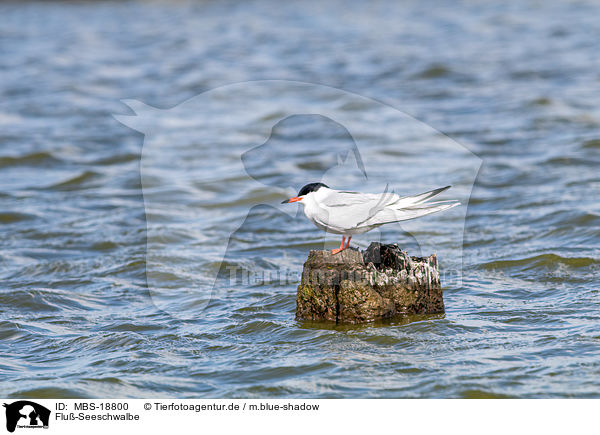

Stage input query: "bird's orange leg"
[
  {"left": 344, "top": 236, "right": 352, "bottom": 250},
  {"left": 331, "top": 236, "right": 346, "bottom": 254}
]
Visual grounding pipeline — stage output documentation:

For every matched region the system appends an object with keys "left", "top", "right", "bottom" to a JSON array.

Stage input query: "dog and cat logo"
[{"left": 3, "top": 401, "right": 50, "bottom": 432}]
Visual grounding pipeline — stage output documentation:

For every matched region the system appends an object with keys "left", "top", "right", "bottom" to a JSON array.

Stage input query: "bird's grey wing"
[
  {"left": 388, "top": 185, "right": 452, "bottom": 208},
  {"left": 320, "top": 190, "right": 400, "bottom": 207},
  {"left": 319, "top": 190, "right": 399, "bottom": 231},
  {"left": 321, "top": 186, "right": 450, "bottom": 208},
  {"left": 360, "top": 200, "right": 460, "bottom": 227},
  {"left": 319, "top": 186, "right": 457, "bottom": 230}
]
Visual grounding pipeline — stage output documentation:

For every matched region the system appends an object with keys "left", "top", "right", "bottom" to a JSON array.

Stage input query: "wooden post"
[{"left": 296, "top": 242, "right": 444, "bottom": 323}]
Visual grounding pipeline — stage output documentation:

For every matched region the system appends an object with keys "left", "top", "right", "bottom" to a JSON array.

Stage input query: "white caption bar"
[{"left": 0, "top": 399, "right": 595, "bottom": 435}]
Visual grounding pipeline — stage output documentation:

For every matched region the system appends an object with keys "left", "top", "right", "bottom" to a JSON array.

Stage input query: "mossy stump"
[{"left": 296, "top": 242, "right": 444, "bottom": 323}]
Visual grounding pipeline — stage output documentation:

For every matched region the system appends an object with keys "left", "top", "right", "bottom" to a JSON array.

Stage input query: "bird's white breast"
[{"left": 301, "top": 189, "right": 352, "bottom": 235}]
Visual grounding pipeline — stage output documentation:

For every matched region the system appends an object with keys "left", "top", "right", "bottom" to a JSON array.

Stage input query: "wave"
[
  {"left": 480, "top": 253, "right": 599, "bottom": 271},
  {"left": 45, "top": 171, "right": 101, "bottom": 190},
  {"left": 0, "top": 151, "right": 60, "bottom": 169},
  {"left": 0, "top": 212, "right": 37, "bottom": 224}
]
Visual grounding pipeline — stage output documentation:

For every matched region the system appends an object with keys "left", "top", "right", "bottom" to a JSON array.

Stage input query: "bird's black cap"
[
  {"left": 298, "top": 182, "right": 329, "bottom": 196},
  {"left": 281, "top": 182, "right": 329, "bottom": 203}
]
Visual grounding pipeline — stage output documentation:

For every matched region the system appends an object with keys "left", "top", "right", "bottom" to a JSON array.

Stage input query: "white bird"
[{"left": 282, "top": 182, "right": 460, "bottom": 254}]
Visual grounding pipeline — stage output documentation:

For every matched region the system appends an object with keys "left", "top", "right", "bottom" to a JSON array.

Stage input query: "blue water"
[{"left": 1, "top": 0, "right": 599, "bottom": 398}]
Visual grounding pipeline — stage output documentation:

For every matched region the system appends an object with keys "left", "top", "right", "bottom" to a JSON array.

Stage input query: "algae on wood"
[{"left": 296, "top": 242, "right": 444, "bottom": 323}]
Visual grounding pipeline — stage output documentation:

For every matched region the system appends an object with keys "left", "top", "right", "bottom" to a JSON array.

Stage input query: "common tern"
[{"left": 282, "top": 183, "right": 459, "bottom": 254}]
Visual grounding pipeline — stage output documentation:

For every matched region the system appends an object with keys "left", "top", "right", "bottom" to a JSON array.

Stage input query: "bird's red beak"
[{"left": 282, "top": 196, "right": 302, "bottom": 204}]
